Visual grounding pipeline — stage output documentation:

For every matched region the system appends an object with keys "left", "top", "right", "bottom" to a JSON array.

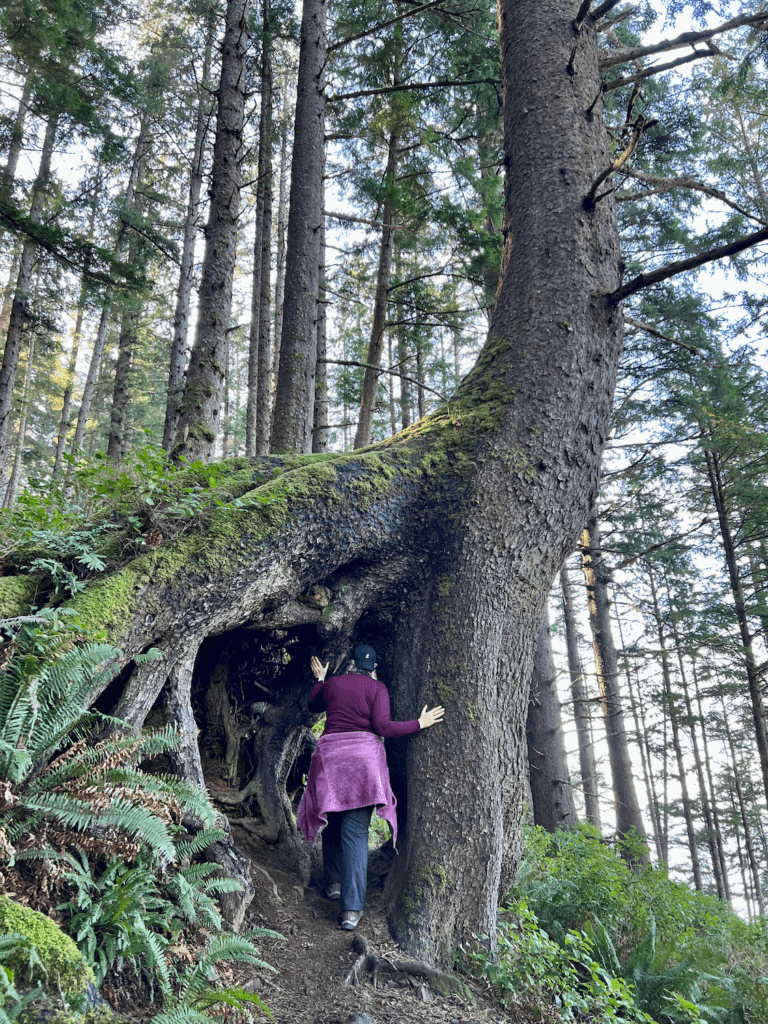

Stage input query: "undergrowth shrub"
[{"left": 502, "top": 823, "right": 768, "bottom": 1024}]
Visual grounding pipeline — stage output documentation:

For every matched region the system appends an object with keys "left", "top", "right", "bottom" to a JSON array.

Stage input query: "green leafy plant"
[
  {"left": 0, "top": 608, "right": 214, "bottom": 864},
  {"left": 0, "top": 933, "right": 45, "bottom": 1023}
]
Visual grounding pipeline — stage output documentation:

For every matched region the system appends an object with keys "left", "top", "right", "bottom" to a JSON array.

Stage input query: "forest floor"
[{"left": 227, "top": 819, "right": 530, "bottom": 1024}]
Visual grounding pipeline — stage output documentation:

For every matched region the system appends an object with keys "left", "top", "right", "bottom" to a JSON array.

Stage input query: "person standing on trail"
[{"left": 297, "top": 644, "right": 444, "bottom": 931}]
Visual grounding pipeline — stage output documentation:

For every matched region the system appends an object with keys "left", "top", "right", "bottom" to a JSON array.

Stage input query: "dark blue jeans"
[{"left": 322, "top": 805, "right": 373, "bottom": 911}]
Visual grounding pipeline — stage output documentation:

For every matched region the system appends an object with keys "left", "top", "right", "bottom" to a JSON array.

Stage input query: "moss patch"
[
  {"left": 0, "top": 895, "right": 93, "bottom": 1001},
  {"left": 0, "top": 574, "right": 40, "bottom": 618}
]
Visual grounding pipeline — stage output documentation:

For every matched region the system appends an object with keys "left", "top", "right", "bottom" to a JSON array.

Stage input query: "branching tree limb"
[
  {"left": 328, "top": 0, "right": 450, "bottom": 53},
  {"left": 598, "top": 11, "right": 768, "bottom": 69},
  {"left": 604, "top": 45, "right": 720, "bottom": 91},
  {"left": 616, "top": 168, "right": 765, "bottom": 225},
  {"left": 624, "top": 315, "right": 706, "bottom": 357},
  {"left": 329, "top": 78, "right": 499, "bottom": 102},
  {"left": 610, "top": 226, "right": 768, "bottom": 301}
]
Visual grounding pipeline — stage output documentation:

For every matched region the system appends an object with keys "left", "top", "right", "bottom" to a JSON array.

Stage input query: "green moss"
[
  {"left": 0, "top": 574, "right": 40, "bottom": 617},
  {"left": 0, "top": 895, "right": 93, "bottom": 1001}
]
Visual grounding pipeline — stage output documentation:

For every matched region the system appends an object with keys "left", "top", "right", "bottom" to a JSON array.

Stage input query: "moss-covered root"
[{"left": 0, "top": 894, "right": 93, "bottom": 1001}]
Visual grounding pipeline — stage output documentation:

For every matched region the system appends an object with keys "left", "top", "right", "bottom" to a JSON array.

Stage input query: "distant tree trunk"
[
  {"left": 2, "top": 312, "right": 34, "bottom": 506},
  {"left": 245, "top": 63, "right": 268, "bottom": 457},
  {"left": 527, "top": 605, "right": 577, "bottom": 831},
  {"left": 271, "top": 91, "right": 289, "bottom": 415},
  {"left": 255, "top": 10, "right": 274, "bottom": 456},
  {"left": 647, "top": 567, "right": 703, "bottom": 890},
  {"left": 0, "top": 75, "right": 33, "bottom": 251},
  {"left": 560, "top": 565, "right": 600, "bottom": 827},
  {"left": 624, "top": 659, "right": 665, "bottom": 863},
  {"left": 271, "top": 0, "right": 326, "bottom": 454},
  {"left": 354, "top": 135, "right": 398, "bottom": 449},
  {"left": 395, "top": 248, "right": 412, "bottom": 431},
  {"left": 70, "top": 125, "right": 151, "bottom": 457},
  {"left": 222, "top": 338, "right": 230, "bottom": 458},
  {"left": 691, "top": 659, "right": 732, "bottom": 901},
  {"left": 162, "top": 14, "right": 215, "bottom": 452},
  {"left": 172, "top": 0, "right": 250, "bottom": 463},
  {"left": 721, "top": 694, "right": 765, "bottom": 916},
  {"left": 0, "top": 113, "right": 58, "bottom": 466},
  {"left": 580, "top": 517, "right": 647, "bottom": 856},
  {"left": 388, "top": 334, "right": 397, "bottom": 436},
  {"left": 0, "top": 251, "right": 22, "bottom": 350},
  {"left": 704, "top": 447, "right": 768, "bottom": 805},
  {"left": 312, "top": 215, "right": 328, "bottom": 453},
  {"left": 415, "top": 337, "right": 426, "bottom": 419}
]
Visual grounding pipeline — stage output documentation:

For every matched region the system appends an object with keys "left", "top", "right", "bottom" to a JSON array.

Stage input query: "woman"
[{"left": 297, "top": 644, "right": 444, "bottom": 930}]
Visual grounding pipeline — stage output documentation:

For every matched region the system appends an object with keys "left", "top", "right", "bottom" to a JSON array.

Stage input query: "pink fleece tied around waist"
[{"left": 297, "top": 731, "right": 398, "bottom": 847}]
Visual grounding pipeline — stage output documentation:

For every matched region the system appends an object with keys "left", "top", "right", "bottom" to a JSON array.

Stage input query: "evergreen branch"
[
  {"left": 604, "top": 47, "right": 719, "bottom": 92},
  {"left": 329, "top": 78, "right": 499, "bottom": 102},
  {"left": 610, "top": 226, "right": 768, "bottom": 302},
  {"left": 598, "top": 12, "right": 768, "bottom": 69},
  {"left": 329, "top": 0, "right": 451, "bottom": 53},
  {"left": 616, "top": 168, "right": 765, "bottom": 225}
]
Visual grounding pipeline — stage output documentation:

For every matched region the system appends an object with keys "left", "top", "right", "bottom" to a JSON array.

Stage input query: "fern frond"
[{"left": 172, "top": 828, "right": 226, "bottom": 860}]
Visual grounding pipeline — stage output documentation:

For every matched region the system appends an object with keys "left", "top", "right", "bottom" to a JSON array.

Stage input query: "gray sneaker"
[
  {"left": 340, "top": 910, "right": 363, "bottom": 930},
  {"left": 325, "top": 883, "right": 341, "bottom": 900}
]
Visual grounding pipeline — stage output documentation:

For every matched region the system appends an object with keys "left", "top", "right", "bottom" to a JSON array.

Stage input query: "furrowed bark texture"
[
  {"left": 526, "top": 606, "right": 577, "bottom": 831},
  {"left": 173, "top": 0, "right": 249, "bottom": 463},
  {"left": 64, "top": 0, "right": 626, "bottom": 968},
  {"left": 271, "top": 0, "right": 326, "bottom": 454}
]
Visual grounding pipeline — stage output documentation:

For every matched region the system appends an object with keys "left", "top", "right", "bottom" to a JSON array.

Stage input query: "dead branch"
[
  {"left": 624, "top": 315, "right": 707, "bottom": 357},
  {"left": 329, "top": 78, "right": 499, "bottom": 102},
  {"left": 598, "top": 11, "right": 768, "bottom": 69},
  {"left": 592, "top": 0, "right": 625, "bottom": 22},
  {"left": 585, "top": 117, "right": 652, "bottom": 208},
  {"left": 318, "top": 358, "right": 447, "bottom": 400},
  {"left": 610, "top": 225, "right": 768, "bottom": 302},
  {"left": 329, "top": 0, "right": 449, "bottom": 53},
  {"left": 605, "top": 45, "right": 719, "bottom": 92}
]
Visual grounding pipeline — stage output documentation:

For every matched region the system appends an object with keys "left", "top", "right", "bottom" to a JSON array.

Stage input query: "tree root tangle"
[{"left": 341, "top": 934, "right": 471, "bottom": 998}]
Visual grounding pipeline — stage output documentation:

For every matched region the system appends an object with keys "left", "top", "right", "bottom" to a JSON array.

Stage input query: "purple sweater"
[{"left": 308, "top": 673, "right": 420, "bottom": 737}]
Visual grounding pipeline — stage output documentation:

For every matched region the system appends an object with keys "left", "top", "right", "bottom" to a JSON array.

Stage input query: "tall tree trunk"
[
  {"left": 388, "top": 334, "right": 397, "bottom": 436},
  {"left": 255, "top": 8, "right": 274, "bottom": 456},
  {"left": 271, "top": 87, "right": 289, "bottom": 416},
  {"left": 580, "top": 517, "right": 647, "bottom": 855},
  {"left": 395, "top": 247, "right": 412, "bottom": 431},
  {"left": 527, "top": 604, "right": 577, "bottom": 831},
  {"left": 52, "top": 187, "right": 100, "bottom": 478},
  {"left": 721, "top": 694, "right": 765, "bottom": 915},
  {"left": 0, "top": 75, "right": 33, "bottom": 251},
  {"left": 560, "top": 564, "right": 601, "bottom": 827},
  {"left": 692, "top": 659, "right": 732, "bottom": 901},
  {"left": 70, "top": 124, "right": 151, "bottom": 457},
  {"left": 354, "top": 134, "right": 398, "bottom": 449},
  {"left": 172, "top": 0, "right": 250, "bottom": 463},
  {"left": 704, "top": 447, "right": 768, "bottom": 805},
  {"left": 312, "top": 214, "right": 328, "bottom": 453},
  {"left": 2, "top": 310, "right": 34, "bottom": 507},
  {"left": 162, "top": 14, "right": 216, "bottom": 452},
  {"left": 647, "top": 567, "right": 703, "bottom": 890},
  {"left": 271, "top": 0, "right": 326, "bottom": 454},
  {"left": 0, "top": 113, "right": 58, "bottom": 465}
]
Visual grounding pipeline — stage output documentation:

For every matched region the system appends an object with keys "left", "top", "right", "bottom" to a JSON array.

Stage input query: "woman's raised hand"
[
  {"left": 418, "top": 705, "right": 445, "bottom": 730},
  {"left": 310, "top": 656, "right": 329, "bottom": 681}
]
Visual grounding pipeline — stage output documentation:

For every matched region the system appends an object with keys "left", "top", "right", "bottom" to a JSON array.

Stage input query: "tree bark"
[
  {"left": 172, "top": 0, "right": 250, "bottom": 463},
  {"left": 647, "top": 566, "right": 703, "bottom": 890},
  {"left": 580, "top": 516, "right": 648, "bottom": 855},
  {"left": 255, "top": 10, "right": 274, "bottom": 456},
  {"left": 271, "top": 85, "right": 290, "bottom": 416},
  {"left": 270, "top": 0, "right": 326, "bottom": 454},
  {"left": 526, "top": 605, "right": 577, "bottom": 831},
  {"left": 162, "top": 14, "right": 216, "bottom": 452},
  {"left": 0, "top": 75, "right": 33, "bottom": 251},
  {"left": 354, "top": 132, "right": 398, "bottom": 449},
  {"left": 312, "top": 213, "right": 328, "bottom": 453},
  {"left": 560, "top": 564, "right": 601, "bottom": 827},
  {"left": 0, "top": 113, "right": 58, "bottom": 466},
  {"left": 67, "top": 0, "right": 626, "bottom": 967},
  {"left": 2, "top": 311, "right": 34, "bottom": 507}
]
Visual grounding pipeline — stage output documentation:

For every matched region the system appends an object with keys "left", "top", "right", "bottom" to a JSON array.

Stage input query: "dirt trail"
[{"left": 231, "top": 823, "right": 521, "bottom": 1024}]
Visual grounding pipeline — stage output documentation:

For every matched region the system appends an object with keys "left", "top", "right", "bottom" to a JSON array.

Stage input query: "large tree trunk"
[
  {"left": 560, "top": 564, "right": 601, "bottom": 827},
  {"left": 162, "top": 15, "right": 215, "bottom": 452},
  {"left": 255, "top": 9, "right": 274, "bottom": 457},
  {"left": 0, "top": 75, "right": 33, "bottom": 252},
  {"left": 526, "top": 605, "right": 577, "bottom": 831},
  {"left": 0, "top": 113, "right": 58, "bottom": 465},
  {"left": 353, "top": 132, "right": 398, "bottom": 449},
  {"left": 270, "top": 0, "right": 326, "bottom": 454},
  {"left": 581, "top": 516, "right": 648, "bottom": 855},
  {"left": 172, "top": 0, "right": 250, "bottom": 463},
  {"left": 60, "top": 0, "right": 625, "bottom": 968}
]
